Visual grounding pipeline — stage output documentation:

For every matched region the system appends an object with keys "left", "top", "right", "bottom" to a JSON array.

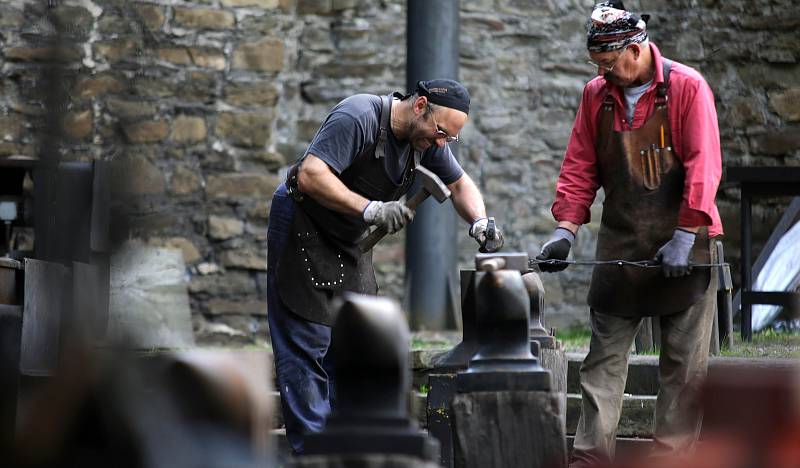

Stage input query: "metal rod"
[
  {"left": 741, "top": 191, "right": 753, "bottom": 341},
  {"left": 528, "top": 259, "right": 730, "bottom": 268}
]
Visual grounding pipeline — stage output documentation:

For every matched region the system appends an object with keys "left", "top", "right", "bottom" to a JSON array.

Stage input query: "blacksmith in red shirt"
[{"left": 535, "top": 1, "right": 723, "bottom": 466}]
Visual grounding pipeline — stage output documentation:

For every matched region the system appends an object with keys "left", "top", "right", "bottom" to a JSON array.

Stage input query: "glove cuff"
[
  {"left": 469, "top": 217, "right": 488, "bottom": 237},
  {"left": 553, "top": 227, "right": 576, "bottom": 245},
  {"left": 673, "top": 228, "right": 696, "bottom": 246},
  {"left": 362, "top": 201, "right": 383, "bottom": 224}
]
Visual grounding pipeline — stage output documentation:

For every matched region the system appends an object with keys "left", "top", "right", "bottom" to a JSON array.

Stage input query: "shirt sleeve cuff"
[
  {"left": 552, "top": 201, "right": 591, "bottom": 225},
  {"left": 677, "top": 205, "right": 712, "bottom": 228}
]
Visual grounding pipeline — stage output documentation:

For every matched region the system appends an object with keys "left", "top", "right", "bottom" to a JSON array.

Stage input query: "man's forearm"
[
  {"left": 297, "top": 155, "right": 369, "bottom": 216},
  {"left": 448, "top": 173, "right": 486, "bottom": 223}
]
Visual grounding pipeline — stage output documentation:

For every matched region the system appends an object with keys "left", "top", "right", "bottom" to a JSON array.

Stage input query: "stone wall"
[{"left": 1, "top": 0, "right": 797, "bottom": 342}]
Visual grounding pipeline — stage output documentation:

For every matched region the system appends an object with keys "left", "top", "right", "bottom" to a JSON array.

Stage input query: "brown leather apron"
[
  {"left": 277, "top": 94, "right": 420, "bottom": 325},
  {"left": 587, "top": 60, "right": 710, "bottom": 317}
]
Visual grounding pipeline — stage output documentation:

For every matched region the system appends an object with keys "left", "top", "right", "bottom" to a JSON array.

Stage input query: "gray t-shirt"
[
  {"left": 304, "top": 94, "right": 464, "bottom": 186},
  {"left": 623, "top": 79, "right": 653, "bottom": 124}
]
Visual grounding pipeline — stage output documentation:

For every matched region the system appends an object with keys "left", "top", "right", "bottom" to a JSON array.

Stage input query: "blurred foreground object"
[
  {"left": 296, "top": 293, "right": 440, "bottom": 468},
  {"left": 13, "top": 346, "right": 273, "bottom": 468},
  {"left": 614, "top": 361, "right": 800, "bottom": 468}
]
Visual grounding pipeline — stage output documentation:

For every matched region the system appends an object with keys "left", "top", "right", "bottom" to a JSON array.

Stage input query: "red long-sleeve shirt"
[{"left": 552, "top": 42, "right": 724, "bottom": 237}]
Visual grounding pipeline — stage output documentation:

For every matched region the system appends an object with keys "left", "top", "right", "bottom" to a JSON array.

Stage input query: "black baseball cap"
[{"left": 414, "top": 79, "right": 470, "bottom": 115}]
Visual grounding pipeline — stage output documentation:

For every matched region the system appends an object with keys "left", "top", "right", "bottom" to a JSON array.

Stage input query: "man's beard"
[{"left": 407, "top": 116, "right": 435, "bottom": 151}]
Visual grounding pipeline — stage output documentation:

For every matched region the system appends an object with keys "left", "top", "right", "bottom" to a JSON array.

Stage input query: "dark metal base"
[
  {"left": 303, "top": 423, "right": 440, "bottom": 461},
  {"left": 457, "top": 368, "right": 552, "bottom": 393}
]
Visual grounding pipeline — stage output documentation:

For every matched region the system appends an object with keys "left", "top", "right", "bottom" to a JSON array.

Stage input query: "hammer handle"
[{"left": 357, "top": 189, "right": 431, "bottom": 253}]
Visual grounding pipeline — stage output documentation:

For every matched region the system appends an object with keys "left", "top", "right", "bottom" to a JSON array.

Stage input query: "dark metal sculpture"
[
  {"left": 303, "top": 293, "right": 439, "bottom": 462},
  {"left": 457, "top": 253, "right": 550, "bottom": 393}
]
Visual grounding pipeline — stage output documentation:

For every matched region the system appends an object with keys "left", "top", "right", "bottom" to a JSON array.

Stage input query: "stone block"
[
  {"left": 157, "top": 47, "right": 192, "bottom": 66},
  {"left": 223, "top": 81, "right": 279, "bottom": 107},
  {"left": 110, "top": 152, "right": 167, "bottom": 196},
  {"left": 178, "top": 72, "right": 218, "bottom": 102},
  {"left": 171, "top": 115, "right": 207, "bottom": 144},
  {"left": 216, "top": 112, "right": 271, "bottom": 147},
  {"left": 205, "top": 173, "right": 280, "bottom": 199},
  {"left": 188, "top": 47, "right": 227, "bottom": 70},
  {"left": 220, "top": 0, "right": 280, "bottom": 7},
  {"left": 75, "top": 74, "right": 128, "bottom": 99},
  {"left": 148, "top": 236, "right": 202, "bottom": 264},
  {"left": 248, "top": 150, "right": 286, "bottom": 169},
  {"left": 106, "top": 98, "right": 157, "bottom": 120},
  {"left": 209, "top": 215, "right": 245, "bottom": 239},
  {"left": 173, "top": 7, "right": 235, "bottom": 29},
  {"left": 566, "top": 393, "right": 656, "bottom": 437},
  {"left": 109, "top": 241, "right": 195, "bottom": 348},
  {"left": 332, "top": 0, "right": 357, "bottom": 10},
  {"left": 726, "top": 96, "right": 767, "bottom": 128},
  {"left": 220, "top": 249, "right": 267, "bottom": 270},
  {"left": 94, "top": 39, "right": 139, "bottom": 62},
  {"left": 0, "top": 115, "right": 25, "bottom": 142},
  {"left": 232, "top": 39, "right": 284, "bottom": 72},
  {"left": 206, "top": 299, "right": 267, "bottom": 316},
  {"left": 768, "top": 88, "right": 800, "bottom": 122},
  {"left": 169, "top": 165, "right": 202, "bottom": 195},
  {"left": 53, "top": 5, "right": 94, "bottom": 41},
  {"left": 298, "top": 0, "right": 332, "bottom": 15},
  {"left": 749, "top": 127, "right": 800, "bottom": 156},
  {"left": 188, "top": 270, "right": 255, "bottom": 295},
  {"left": 0, "top": 143, "right": 34, "bottom": 158},
  {"left": 133, "top": 78, "right": 174, "bottom": 99},
  {"left": 123, "top": 120, "right": 170, "bottom": 144},
  {"left": 132, "top": 3, "right": 166, "bottom": 31},
  {"left": 246, "top": 200, "right": 271, "bottom": 220},
  {"left": 0, "top": 5, "right": 23, "bottom": 28},
  {"left": 5, "top": 47, "right": 82, "bottom": 62},
  {"left": 63, "top": 110, "right": 93, "bottom": 140}
]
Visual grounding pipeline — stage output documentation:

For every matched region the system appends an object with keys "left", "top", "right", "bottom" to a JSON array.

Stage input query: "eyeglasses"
[
  {"left": 587, "top": 45, "right": 630, "bottom": 73},
  {"left": 427, "top": 105, "right": 460, "bottom": 143}
]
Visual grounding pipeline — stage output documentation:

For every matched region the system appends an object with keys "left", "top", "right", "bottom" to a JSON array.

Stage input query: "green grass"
[
  {"left": 720, "top": 328, "right": 800, "bottom": 358},
  {"left": 557, "top": 326, "right": 799, "bottom": 358},
  {"left": 555, "top": 328, "right": 592, "bottom": 352},
  {"left": 410, "top": 337, "right": 453, "bottom": 350}
]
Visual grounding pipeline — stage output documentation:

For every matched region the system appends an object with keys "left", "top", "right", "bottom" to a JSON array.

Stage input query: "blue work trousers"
[{"left": 266, "top": 183, "right": 336, "bottom": 454}]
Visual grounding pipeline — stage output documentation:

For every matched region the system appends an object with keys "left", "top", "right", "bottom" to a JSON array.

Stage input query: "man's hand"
[
  {"left": 654, "top": 229, "right": 696, "bottom": 278},
  {"left": 535, "top": 227, "right": 575, "bottom": 272},
  {"left": 469, "top": 218, "right": 505, "bottom": 253},
  {"left": 363, "top": 201, "right": 414, "bottom": 234}
]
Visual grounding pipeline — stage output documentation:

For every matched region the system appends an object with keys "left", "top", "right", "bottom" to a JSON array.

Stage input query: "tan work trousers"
[{"left": 570, "top": 268, "right": 718, "bottom": 466}]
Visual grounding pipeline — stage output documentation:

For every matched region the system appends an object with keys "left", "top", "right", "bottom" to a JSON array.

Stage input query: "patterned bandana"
[{"left": 586, "top": 1, "right": 648, "bottom": 53}]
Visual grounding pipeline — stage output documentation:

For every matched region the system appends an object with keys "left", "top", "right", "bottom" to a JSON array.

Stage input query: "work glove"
[
  {"left": 469, "top": 217, "right": 505, "bottom": 253},
  {"left": 654, "top": 228, "right": 695, "bottom": 278},
  {"left": 535, "top": 227, "right": 575, "bottom": 272},
  {"left": 363, "top": 200, "right": 414, "bottom": 234}
]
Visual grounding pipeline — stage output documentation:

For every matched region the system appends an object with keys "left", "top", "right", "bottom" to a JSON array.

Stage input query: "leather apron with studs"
[
  {"left": 587, "top": 59, "right": 711, "bottom": 317},
  {"left": 277, "top": 94, "right": 420, "bottom": 325}
]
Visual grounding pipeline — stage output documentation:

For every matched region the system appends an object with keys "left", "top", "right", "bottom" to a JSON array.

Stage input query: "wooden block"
[{"left": 451, "top": 391, "right": 567, "bottom": 468}]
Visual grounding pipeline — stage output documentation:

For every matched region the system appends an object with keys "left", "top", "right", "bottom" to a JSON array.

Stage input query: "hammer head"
[{"left": 414, "top": 165, "right": 451, "bottom": 202}]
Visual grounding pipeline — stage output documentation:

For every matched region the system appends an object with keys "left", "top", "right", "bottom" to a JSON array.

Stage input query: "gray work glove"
[
  {"left": 363, "top": 200, "right": 414, "bottom": 234},
  {"left": 535, "top": 227, "right": 575, "bottom": 272},
  {"left": 654, "top": 229, "right": 696, "bottom": 278},
  {"left": 469, "top": 217, "right": 505, "bottom": 253}
]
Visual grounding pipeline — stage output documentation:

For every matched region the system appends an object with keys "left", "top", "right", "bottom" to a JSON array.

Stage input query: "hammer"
[{"left": 358, "top": 165, "right": 451, "bottom": 253}]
